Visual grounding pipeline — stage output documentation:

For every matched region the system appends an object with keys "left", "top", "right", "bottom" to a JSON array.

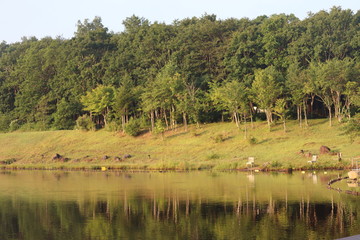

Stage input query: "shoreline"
[{"left": 0, "top": 163, "right": 353, "bottom": 172}]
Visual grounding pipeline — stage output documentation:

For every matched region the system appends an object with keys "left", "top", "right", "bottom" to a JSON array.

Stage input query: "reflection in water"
[{"left": 0, "top": 171, "right": 359, "bottom": 239}]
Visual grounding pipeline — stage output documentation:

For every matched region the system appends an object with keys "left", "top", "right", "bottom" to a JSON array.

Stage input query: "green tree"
[
  {"left": 344, "top": 81, "right": 360, "bottom": 119},
  {"left": 342, "top": 113, "right": 360, "bottom": 142},
  {"left": 176, "top": 79, "right": 202, "bottom": 131},
  {"left": 113, "top": 76, "right": 139, "bottom": 132},
  {"left": 154, "top": 119, "right": 166, "bottom": 140},
  {"left": 261, "top": 14, "right": 299, "bottom": 72},
  {"left": 251, "top": 66, "right": 284, "bottom": 130},
  {"left": 286, "top": 63, "right": 308, "bottom": 127},
  {"left": 224, "top": 20, "right": 265, "bottom": 83},
  {"left": 209, "top": 80, "right": 249, "bottom": 130},
  {"left": 53, "top": 98, "right": 82, "bottom": 130},
  {"left": 273, "top": 98, "right": 288, "bottom": 132},
  {"left": 80, "top": 85, "right": 115, "bottom": 128},
  {"left": 141, "top": 62, "right": 181, "bottom": 131}
]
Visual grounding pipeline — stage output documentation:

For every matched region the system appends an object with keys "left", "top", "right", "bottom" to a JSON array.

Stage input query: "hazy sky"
[{"left": 1, "top": 0, "right": 359, "bottom": 43}]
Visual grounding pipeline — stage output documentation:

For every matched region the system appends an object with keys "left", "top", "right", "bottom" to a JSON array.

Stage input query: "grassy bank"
[{"left": 0, "top": 119, "right": 359, "bottom": 171}]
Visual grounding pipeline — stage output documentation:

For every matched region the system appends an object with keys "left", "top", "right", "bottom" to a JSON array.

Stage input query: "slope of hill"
[{"left": 0, "top": 119, "right": 359, "bottom": 170}]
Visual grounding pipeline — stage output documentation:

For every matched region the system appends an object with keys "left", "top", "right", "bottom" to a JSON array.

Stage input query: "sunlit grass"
[{"left": 0, "top": 119, "right": 359, "bottom": 170}]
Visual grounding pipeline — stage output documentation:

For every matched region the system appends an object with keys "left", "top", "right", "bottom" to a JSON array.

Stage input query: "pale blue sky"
[{"left": 1, "top": 0, "right": 359, "bottom": 43}]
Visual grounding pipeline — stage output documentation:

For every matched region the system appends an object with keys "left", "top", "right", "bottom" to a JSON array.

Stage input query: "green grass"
[{"left": 0, "top": 119, "right": 359, "bottom": 171}]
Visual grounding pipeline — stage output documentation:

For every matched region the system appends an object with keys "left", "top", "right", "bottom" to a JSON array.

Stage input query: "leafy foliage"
[
  {"left": 124, "top": 118, "right": 142, "bottom": 136},
  {"left": 0, "top": 9, "right": 359, "bottom": 133},
  {"left": 342, "top": 113, "right": 360, "bottom": 142},
  {"left": 76, "top": 115, "right": 95, "bottom": 131}
]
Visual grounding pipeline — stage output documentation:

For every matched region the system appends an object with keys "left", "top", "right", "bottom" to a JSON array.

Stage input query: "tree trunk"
[
  {"left": 310, "top": 94, "right": 315, "bottom": 118},
  {"left": 283, "top": 117, "right": 286, "bottom": 133},
  {"left": 250, "top": 113, "right": 254, "bottom": 129},
  {"left": 122, "top": 115, "right": 125, "bottom": 133},
  {"left": 298, "top": 105, "right": 302, "bottom": 128},
  {"left": 297, "top": 105, "right": 299, "bottom": 121},
  {"left": 336, "top": 91, "right": 342, "bottom": 122},
  {"left": 171, "top": 105, "right": 176, "bottom": 130},
  {"left": 345, "top": 97, "right": 351, "bottom": 120},
  {"left": 183, "top": 112, "right": 188, "bottom": 132},
  {"left": 163, "top": 108, "right": 169, "bottom": 130},
  {"left": 328, "top": 106, "right": 332, "bottom": 127},
  {"left": 151, "top": 111, "right": 155, "bottom": 131},
  {"left": 90, "top": 113, "right": 95, "bottom": 131},
  {"left": 331, "top": 90, "right": 341, "bottom": 122},
  {"left": 265, "top": 109, "right": 272, "bottom": 131},
  {"left": 243, "top": 113, "right": 247, "bottom": 139},
  {"left": 234, "top": 111, "right": 240, "bottom": 129},
  {"left": 303, "top": 99, "right": 308, "bottom": 127}
]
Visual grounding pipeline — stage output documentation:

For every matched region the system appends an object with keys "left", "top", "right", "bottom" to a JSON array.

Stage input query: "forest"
[{"left": 0, "top": 6, "right": 359, "bottom": 135}]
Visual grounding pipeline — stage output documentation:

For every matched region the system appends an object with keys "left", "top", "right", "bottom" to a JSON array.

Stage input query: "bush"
[
  {"left": 207, "top": 153, "right": 220, "bottom": 160},
  {"left": 124, "top": 118, "right": 141, "bottom": 136},
  {"left": 138, "top": 115, "right": 150, "bottom": 129},
  {"left": 212, "top": 134, "right": 225, "bottom": 143},
  {"left": 19, "top": 121, "right": 48, "bottom": 131},
  {"left": 0, "top": 114, "right": 11, "bottom": 132},
  {"left": 154, "top": 119, "right": 165, "bottom": 139},
  {"left": 342, "top": 113, "right": 360, "bottom": 143},
  {"left": 248, "top": 136, "right": 258, "bottom": 145},
  {"left": 0, "top": 158, "right": 16, "bottom": 165},
  {"left": 9, "top": 119, "right": 22, "bottom": 132},
  {"left": 271, "top": 161, "right": 282, "bottom": 168},
  {"left": 105, "top": 120, "right": 121, "bottom": 132},
  {"left": 76, "top": 115, "right": 95, "bottom": 131}
]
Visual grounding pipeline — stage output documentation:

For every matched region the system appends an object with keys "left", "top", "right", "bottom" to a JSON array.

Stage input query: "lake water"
[{"left": 0, "top": 170, "right": 359, "bottom": 240}]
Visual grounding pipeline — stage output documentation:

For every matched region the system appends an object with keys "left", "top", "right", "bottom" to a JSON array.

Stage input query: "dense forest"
[{"left": 0, "top": 6, "right": 359, "bottom": 135}]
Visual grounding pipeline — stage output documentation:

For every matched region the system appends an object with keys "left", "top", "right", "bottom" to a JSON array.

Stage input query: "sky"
[{"left": 1, "top": 0, "right": 359, "bottom": 43}]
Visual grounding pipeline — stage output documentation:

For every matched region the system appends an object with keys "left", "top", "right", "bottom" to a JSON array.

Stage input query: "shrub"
[
  {"left": 154, "top": 119, "right": 165, "bottom": 139},
  {"left": 9, "top": 120, "right": 22, "bottom": 132},
  {"left": 0, "top": 158, "right": 16, "bottom": 165},
  {"left": 124, "top": 118, "right": 141, "bottom": 136},
  {"left": 19, "top": 121, "right": 48, "bottom": 131},
  {"left": 76, "top": 115, "right": 95, "bottom": 131},
  {"left": 0, "top": 114, "right": 11, "bottom": 132},
  {"left": 271, "top": 161, "right": 282, "bottom": 168},
  {"left": 91, "top": 166, "right": 101, "bottom": 170},
  {"left": 248, "top": 136, "right": 258, "bottom": 145},
  {"left": 342, "top": 113, "right": 360, "bottom": 143},
  {"left": 105, "top": 120, "right": 121, "bottom": 132},
  {"left": 212, "top": 134, "right": 225, "bottom": 143},
  {"left": 138, "top": 115, "right": 150, "bottom": 129},
  {"left": 207, "top": 153, "right": 220, "bottom": 160}
]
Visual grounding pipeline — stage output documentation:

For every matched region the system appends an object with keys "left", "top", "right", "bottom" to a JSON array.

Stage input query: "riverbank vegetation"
[
  {"left": 0, "top": 6, "right": 359, "bottom": 135},
  {"left": 0, "top": 119, "right": 359, "bottom": 170},
  {"left": 0, "top": 7, "right": 359, "bottom": 170}
]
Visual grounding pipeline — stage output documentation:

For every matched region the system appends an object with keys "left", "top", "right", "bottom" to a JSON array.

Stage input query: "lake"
[{"left": 0, "top": 170, "right": 359, "bottom": 240}]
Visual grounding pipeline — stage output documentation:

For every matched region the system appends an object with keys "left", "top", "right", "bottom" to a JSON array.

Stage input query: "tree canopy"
[{"left": 0, "top": 7, "right": 359, "bottom": 134}]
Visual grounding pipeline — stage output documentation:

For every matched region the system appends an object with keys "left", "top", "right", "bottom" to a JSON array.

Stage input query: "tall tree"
[
  {"left": 80, "top": 85, "right": 115, "bottom": 128},
  {"left": 251, "top": 66, "right": 284, "bottom": 130},
  {"left": 286, "top": 63, "right": 308, "bottom": 126}
]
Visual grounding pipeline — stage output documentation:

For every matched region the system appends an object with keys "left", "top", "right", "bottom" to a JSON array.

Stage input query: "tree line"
[{"left": 0, "top": 6, "right": 359, "bottom": 135}]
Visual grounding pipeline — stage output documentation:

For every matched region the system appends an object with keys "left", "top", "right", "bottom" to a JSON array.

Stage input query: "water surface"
[{"left": 0, "top": 170, "right": 359, "bottom": 240}]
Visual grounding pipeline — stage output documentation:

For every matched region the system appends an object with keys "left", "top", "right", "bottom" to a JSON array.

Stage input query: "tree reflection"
[
  {"left": 0, "top": 192, "right": 359, "bottom": 239},
  {"left": 0, "top": 171, "right": 359, "bottom": 239}
]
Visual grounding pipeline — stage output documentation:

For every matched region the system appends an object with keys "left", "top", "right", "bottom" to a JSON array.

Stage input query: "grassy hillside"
[{"left": 0, "top": 119, "right": 359, "bottom": 170}]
